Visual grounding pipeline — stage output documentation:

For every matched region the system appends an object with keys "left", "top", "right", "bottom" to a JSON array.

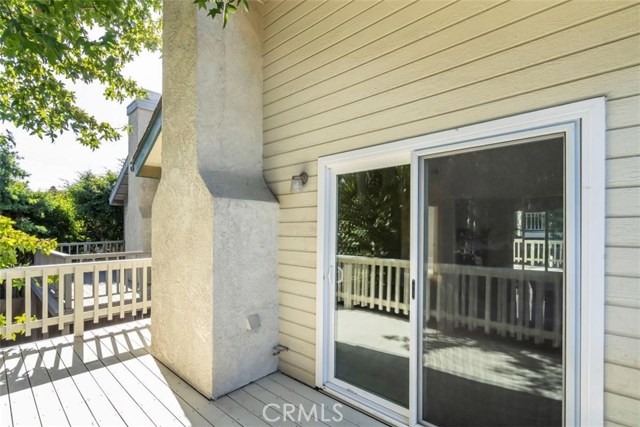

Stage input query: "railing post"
[
  {"left": 73, "top": 266, "right": 84, "bottom": 337},
  {"left": 63, "top": 259, "right": 73, "bottom": 336}
]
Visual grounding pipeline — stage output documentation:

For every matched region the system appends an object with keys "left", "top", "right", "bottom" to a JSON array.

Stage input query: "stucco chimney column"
[
  {"left": 151, "top": 0, "right": 278, "bottom": 398},
  {"left": 125, "top": 95, "right": 159, "bottom": 253}
]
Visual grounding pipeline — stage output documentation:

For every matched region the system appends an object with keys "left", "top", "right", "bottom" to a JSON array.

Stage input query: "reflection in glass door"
[
  {"left": 333, "top": 165, "right": 411, "bottom": 409},
  {"left": 420, "top": 137, "right": 565, "bottom": 426}
]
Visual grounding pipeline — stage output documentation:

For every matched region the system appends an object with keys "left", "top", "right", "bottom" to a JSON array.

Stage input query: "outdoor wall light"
[{"left": 290, "top": 172, "right": 309, "bottom": 193}]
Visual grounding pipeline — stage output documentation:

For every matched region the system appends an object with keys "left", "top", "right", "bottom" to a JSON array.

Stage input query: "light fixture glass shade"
[
  {"left": 290, "top": 172, "right": 308, "bottom": 193},
  {"left": 291, "top": 176, "right": 303, "bottom": 193}
]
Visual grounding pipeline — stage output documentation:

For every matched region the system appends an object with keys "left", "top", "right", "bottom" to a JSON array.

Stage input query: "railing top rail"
[
  {"left": 60, "top": 251, "right": 148, "bottom": 260},
  {"left": 0, "top": 257, "right": 152, "bottom": 275},
  {"left": 58, "top": 240, "right": 124, "bottom": 246},
  {"left": 337, "top": 254, "right": 409, "bottom": 264}
]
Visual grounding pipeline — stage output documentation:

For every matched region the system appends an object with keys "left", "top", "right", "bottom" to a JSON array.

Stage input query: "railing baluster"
[
  {"left": 378, "top": 263, "right": 384, "bottom": 310},
  {"left": 42, "top": 273, "right": 49, "bottom": 334},
  {"left": 453, "top": 273, "right": 460, "bottom": 327},
  {"left": 511, "top": 278, "right": 517, "bottom": 338},
  {"left": 344, "top": 263, "right": 352, "bottom": 309},
  {"left": 394, "top": 265, "right": 401, "bottom": 314},
  {"left": 385, "top": 265, "right": 391, "bottom": 312},
  {"left": 484, "top": 275, "right": 491, "bottom": 334},
  {"left": 403, "top": 267, "right": 410, "bottom": 315},
  {"left": 436, "top": 273, "right": 443, "bottom": 324},
  {"left": 107, "top": 264, "right": 113, "bottom": 321},
  {"left": 93, "top": 264, "right": 99, "bottom": 324},
  {"left": 142, "top": 262, "right": 148, "bottom": 315},
  {"left": 553, "top": 277, "right": 561, "bottom": 347},
  {"left": 25, "top": 271, "right": 32, "bottom": 337},
  {"left": 469, "top": 274, "right": 476, "bottom": 331},
  {"left": 120, "top": 264, "right": 126, "bottom": 319},
  {"left": 534, "top": 280, "right": 544, "bottom": 344},
  {"left": 498, "top": 278, "right": 506, "bottom": 337},
  {"left": 517, "top": 278, "right": 525, "bottom": 340},
  {"left": 4, "top": 272, "right": 13, "bottom": 340},
  {"left": 58, "top": 271, "right": 65, "bottom": 331},
  {"left": 367, "top": 262, "right": 376, "bottom": 308},
  {"left": 132, "top": 264, "right": 138, "bottom": 316}
]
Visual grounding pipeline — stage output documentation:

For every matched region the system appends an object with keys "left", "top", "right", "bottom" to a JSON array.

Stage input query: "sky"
[{"left": 4, "top": 51, "right": 162, "bottom": 191}]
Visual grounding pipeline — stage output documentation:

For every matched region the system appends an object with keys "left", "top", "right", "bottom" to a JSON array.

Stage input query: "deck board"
[
  {"left": 18, "top": 342, "right": 69, "bottom": 426},
  {"left": 32, "top": 339, "right": 102, "bottom": 426},
  {"left": 64, "top": 333, "right": 180, "bottom": 426},
  {"left": 226, "top": 388, "right": 300, "bottom": 427},
  {"left": 0, "top": 319, "right": 382, "bottom": 427},
  {"left": 85, "top": 328, "right": 214, "bottom": 427},
  {"left": 0, "top": 351, "right": 14, "bottom": 427},
  {"left": 57, "top": 333, "right": 146, "bottom": 426},
  {"left": 2, "top": 346, "right": 41, "bottom": 426}
]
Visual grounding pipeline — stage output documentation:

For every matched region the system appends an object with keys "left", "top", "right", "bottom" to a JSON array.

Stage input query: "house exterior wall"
[
  {"left": 262, "top": 1, "right": 640, "bottom": 424},
  {"left": 125, "top": 98, "right": 159, "bottom": 252}
]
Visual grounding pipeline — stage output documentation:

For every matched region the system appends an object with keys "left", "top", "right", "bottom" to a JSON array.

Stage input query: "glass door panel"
[
  {"left": 334, "top": 165, "right": 411, "bottom": 408},
  {"left": 421, "top": 138, "right": 565, "bottom": 426}
]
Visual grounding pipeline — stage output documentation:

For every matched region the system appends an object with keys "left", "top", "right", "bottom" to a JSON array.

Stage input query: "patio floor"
[{"left": 0, "top": 319, "right": 384, "bottom": 427}]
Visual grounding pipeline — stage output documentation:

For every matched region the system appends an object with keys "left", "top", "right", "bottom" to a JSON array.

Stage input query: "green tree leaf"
[{"left": 0, "top": 0, "right": 162, "bottom": 148}]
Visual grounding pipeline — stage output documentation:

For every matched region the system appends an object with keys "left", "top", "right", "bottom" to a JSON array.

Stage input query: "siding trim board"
[{"left": 315, "top": 98, "right": 605, "bottom": 426}]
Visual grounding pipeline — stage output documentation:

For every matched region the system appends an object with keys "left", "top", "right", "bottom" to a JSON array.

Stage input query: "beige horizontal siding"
[
  {"left": 264, "top": 4, "right": 638, "bottom": 139},
  {"left": 279, "top": 291, "right": 316, "bottom": 313},
  {"left": 606, "top": 276, "right": 640, "bottom": 309},
  {"left": 607, "top": 126, "right": 640, "bottom": 159},
  {"left": 279, "top": 250, "right": 315, "bottom": 268},
  {"left": 279, "top": 278, "right": 316, "bottom": 299},
  {"left": 278, "top": 332, "right": 316, "bottom": 360},
  {"left": 264, "top": 0, "right": 640, "bottom": 421},
  {"left": 279, "top": 360, "right": 315, "bottom": 386},
  {"left": 279, "top": 236, "right": 316, "bottom": 253},
  {"left": 606, "top": 188, "right": 640, "bottom": 217},
  {"left": 605, "top": 334, "right": 640, "bottom": 370},
  {"left": 280, "top": 318, "right": 315, "bottom": 344},
  {"left": 605, "top": 364, "right": 640, "bottom": 400},
  {"left": 605, "top": 392, "right": 640, "bottom": 426}
]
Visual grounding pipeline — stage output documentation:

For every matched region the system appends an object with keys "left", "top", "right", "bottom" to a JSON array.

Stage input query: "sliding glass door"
[
  {"left": 321, "top": 100, "right": 603, "bottom": 426},
  {"left": 418, "top": 136, "right": 566, "bottom": 426},
  {"left": 332, "top": 165, "right": 411, "bottom": 413}
]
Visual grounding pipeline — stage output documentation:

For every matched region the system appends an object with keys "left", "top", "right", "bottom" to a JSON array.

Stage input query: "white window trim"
[{"left": 316, "top": 97, "right": 605, "bottom": 427}]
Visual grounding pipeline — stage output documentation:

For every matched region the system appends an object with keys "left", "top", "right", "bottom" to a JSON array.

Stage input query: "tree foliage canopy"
[
  {"left": 0, "top": 139, "right": 123, "bottom": 244},
  {"left": 0, "top": 139, "right": 81, "bottom": 242},
  {"left": 337, "top": 166, "right": 410, "bottom": 259},
  {"left": 0, "top": 214, "right": 55, "bottom": 269},
  {"left": 66, "top": 170, "right": 123, "bottom": 241},
  {"left": 0, "top": 0, "right": 161, "bottom": 148}
]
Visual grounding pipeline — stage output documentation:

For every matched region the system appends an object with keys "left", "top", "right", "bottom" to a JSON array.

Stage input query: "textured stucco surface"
[
  {"left": 152, "top": 0, "right": 278, "bottom": 398},
  {"left": 124, "top": 99, "right": 159, "bottom": 253}
]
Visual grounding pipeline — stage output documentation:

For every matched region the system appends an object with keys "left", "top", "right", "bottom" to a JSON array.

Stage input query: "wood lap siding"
[{"left": 262, "top": 0, "right": 640, "bottom": 423}]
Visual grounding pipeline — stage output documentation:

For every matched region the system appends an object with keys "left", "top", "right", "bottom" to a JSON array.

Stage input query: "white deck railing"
[
  {"left": 337, "top": 255, "right": 411, "bottom": 315},
  {"left": 57, "top": 240, "right": 125, "bottom": 255},
  {"left": 337, "top": 255, "right": 563, "bottom": 346},
  {"left": 34, "top": 249, "right": 148, "bottom": 265},
  {"left": 513, "top": 238, "right": 563, "bottom": 271},
  {"left": 0, "top": 257, "right": 151, "bottom": 341}
]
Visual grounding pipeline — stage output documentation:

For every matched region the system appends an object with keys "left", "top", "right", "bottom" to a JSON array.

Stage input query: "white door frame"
[{"left": 316, "top": 97, "right": 605, "bottom": 426}]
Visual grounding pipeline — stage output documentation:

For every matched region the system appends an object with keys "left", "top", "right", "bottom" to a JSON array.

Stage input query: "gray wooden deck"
[{"left": 0, "top": 319, "right": 384, "bottom": 427}]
